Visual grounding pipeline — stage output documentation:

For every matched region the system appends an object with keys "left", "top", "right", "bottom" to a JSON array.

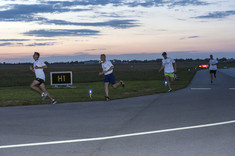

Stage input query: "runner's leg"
[
  {"left": 165, "top": 76, "right": 171, "bottom": 89},
  {"left": 170, "top": 77, "right": 174, "bottom": 83},
  {"left": 40, "top": 83, "right": 53, "bottom": 101},
  {"left": 112, "top": 82, "right": 121, "bottom": 88},
  {"left": 210, "top": 73, "right": 213, "bottom": 83},
  {"left": 30, "top": 80, "right": 43, "bottom": 94},
  {"left": 104, "top": 82, "right": 109, "bottom": 97}
]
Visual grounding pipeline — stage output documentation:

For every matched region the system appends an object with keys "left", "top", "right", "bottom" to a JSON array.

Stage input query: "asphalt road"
[{"left": 0, "top": 69, "right": 235, "bottom": 156}]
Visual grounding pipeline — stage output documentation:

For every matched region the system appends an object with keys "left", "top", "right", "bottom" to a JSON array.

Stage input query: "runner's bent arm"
[
  {"left": 35, "top": 65, "right": 47, "bottom": 69},
  {"left": 103, "top": 66, "right": 114, "bottom": 74},
  {"left": 173, "top": 62, "right": 177, "bottom": 73},
  {"left": 159, "top": 65, "right": 164, "bottom": 72},
  {"left": 99, "top": 66, "right": 114, "bottom": 75},
  {"left": 30, "top": 66, "right": 35, "bottom": 73}
]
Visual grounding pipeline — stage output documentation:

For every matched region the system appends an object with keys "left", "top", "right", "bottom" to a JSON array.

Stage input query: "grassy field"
[{"left": 0, "top": 62, "right": 200, "bottom": 107}]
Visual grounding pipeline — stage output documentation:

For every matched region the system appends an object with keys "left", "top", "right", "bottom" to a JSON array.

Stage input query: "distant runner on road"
[
  {"left": 99, "top": 54, "right": 125, "bottom": 101},
  {"left": 159, "top": 52, "right": 177, "bottom": 92},
  {"left": 209, "top": 54, "right": 218, "bottom": 84},
  {"left": 30, "top": 52, "right": 56, "bottom": 104}
]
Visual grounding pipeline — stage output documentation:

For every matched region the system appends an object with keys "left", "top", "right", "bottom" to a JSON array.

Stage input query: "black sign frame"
[{"left": 50, "top": 71, "right": 73, "bottom": 86}]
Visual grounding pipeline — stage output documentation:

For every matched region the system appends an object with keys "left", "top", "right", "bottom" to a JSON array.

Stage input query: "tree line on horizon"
[{"left": 0, "top": 57, "right": 234, "bottom": 65}]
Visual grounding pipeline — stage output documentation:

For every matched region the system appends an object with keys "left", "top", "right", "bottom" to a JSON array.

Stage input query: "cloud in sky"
[
  {"left": 0, "top": 42, "right": 13, "bottom": 46},
  {"left": 0, "top": 0, "right": 210, "bottom": 23},
  {"left": 195, "top": 10, "right": 235, "bottom": 19},
  {"left": 41, "top": 19, "right": 140, "bottom": 28},
  {"left": 34, "top": 39, "right": 56, "bottom": 41},
  {"left": 180, "top": 36, "right": 200, "bottom": 40},
  {"left": 0, "top": 39, "right": 30, "bottom": 41},
  {"left": 0, "top": 41, "right": 56, "bottom": 47},
  {"left": 0, "top": 3, "right": 140, "bottom": 29},
  {"left": 169, "top": 0, "right": 208, "bottom": 7},
  {"left": 0, "top": 3, "right": 88, "bottom": 21},
  {"left": 25, "top": 42, "right": 56, "bottom": 46},
  {"left": 54, "top": 0, "right": 208, "bottom": 8},
  {"left": 84, "top": 48, "right": 107, "bottom": 52},
  {"left": 0, "top": 38, "right": 57, "bottom": 47},
  {"left": 0, "top": 0, "right": 213, "bottom": 29},
  {"left": 0, "top": 39, "right": 56, "bottom": 42},
  {"left": 23, "top": 29, "right": 100, "bottom": 37},
  {"left": 188, "top": 36, "right": 200, "bottom": 38}
]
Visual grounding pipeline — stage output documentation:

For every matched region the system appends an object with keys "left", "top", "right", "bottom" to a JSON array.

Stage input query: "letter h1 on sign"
[{"left": 50, "top": 71, "right": 73, "bottom": 87}]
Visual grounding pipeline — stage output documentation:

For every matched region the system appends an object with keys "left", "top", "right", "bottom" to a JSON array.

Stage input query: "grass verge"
[{"left": 0, "top": 76, "right": 195, "bottom": 107}]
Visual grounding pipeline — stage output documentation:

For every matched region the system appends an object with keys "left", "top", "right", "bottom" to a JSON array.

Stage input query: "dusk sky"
[{"left": 0, "top": 0, "right": 235, "bottom": 63}]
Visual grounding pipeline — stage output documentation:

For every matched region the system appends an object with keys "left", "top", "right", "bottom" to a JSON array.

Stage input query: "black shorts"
[
  {"left": 35, "top": 78, "right": 45, "bottom": 85},
  {"left": 209, "top": 70, "right": 216, "bottom": 74}
]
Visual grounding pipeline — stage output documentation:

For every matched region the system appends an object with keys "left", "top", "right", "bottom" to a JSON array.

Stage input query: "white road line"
[
  {"left": 0, "top": 120, "right": 235, "bottom": 149},
  {"left": 191, "top": 88, "right": 211, "bottom": 90},
  {"left": 229, "top": 88, "right": 235, "bottom": 90}
]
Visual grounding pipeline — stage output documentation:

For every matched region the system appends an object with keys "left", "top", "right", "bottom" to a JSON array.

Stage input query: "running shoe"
[
  {"left": 41, "top": 92, "right": 47, "bottom": 100},
  {"left": 105, "top": 96, "right": 110, "bottom": 101},
  {"left": 168, "top": 88, "right": 173, "bottom": 92},
  {"left": 120, "top": 80, "right": 125, "bottom": 87},
  {"left": 51, "top": 99, "right": 57, "bottom": 105}
]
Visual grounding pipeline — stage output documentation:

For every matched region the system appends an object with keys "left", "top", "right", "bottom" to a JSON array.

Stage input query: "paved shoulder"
[{"left": 218, "top": 68, "right": 235, "bottom": 78}]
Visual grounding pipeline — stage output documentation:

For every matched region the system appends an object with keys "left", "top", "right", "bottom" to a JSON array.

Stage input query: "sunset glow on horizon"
[{"left": 0, "top": 0, "right": 235, "bottom": 62}]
